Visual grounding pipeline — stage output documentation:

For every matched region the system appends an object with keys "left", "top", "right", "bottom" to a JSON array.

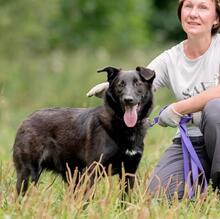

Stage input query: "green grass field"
[{"left": 1, "top": 48, "right": 219, "bottom": 219}]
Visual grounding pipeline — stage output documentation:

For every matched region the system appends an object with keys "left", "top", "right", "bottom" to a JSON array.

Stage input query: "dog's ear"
[
  {"left": 136, "top": 66, "right": 155, "bottom": 83},
  {"left": 97, "top": 66, "right": 120, "bottom": 83}
]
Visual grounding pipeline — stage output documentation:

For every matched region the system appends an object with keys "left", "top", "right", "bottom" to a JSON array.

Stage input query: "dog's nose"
[{"left": 123, "top": 96, "right": 134, "bottom": 104}]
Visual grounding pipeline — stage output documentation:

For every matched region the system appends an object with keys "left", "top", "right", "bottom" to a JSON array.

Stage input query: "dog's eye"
[
  {"left": 134, "top": 79, "right": 143, "bottom": 87},
  {"left": 118, "top": 81, "right": 125, "bottom": 87},
  {"left": 133, "top": 78, "right": 138, "bottom": 84}
]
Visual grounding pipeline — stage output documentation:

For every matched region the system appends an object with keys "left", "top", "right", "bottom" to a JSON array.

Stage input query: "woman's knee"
[
  {"left": 202, "top": 98, "right": 220, "bottom": 125},
  {"left": 147, "top": 174, "right": 184, "bottom": 200},
  {"left": 147, "top": 143, "right": 185, "bottom": 199}
]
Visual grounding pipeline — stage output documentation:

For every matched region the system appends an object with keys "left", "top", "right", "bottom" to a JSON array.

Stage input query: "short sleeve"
[{"left": 147, "top": 51, "right": 170, "bottom": 91}]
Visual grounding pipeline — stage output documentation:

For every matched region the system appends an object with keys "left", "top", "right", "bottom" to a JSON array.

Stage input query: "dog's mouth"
[{"left": 123, "top": 104, "right": 140, "bottom": 127}]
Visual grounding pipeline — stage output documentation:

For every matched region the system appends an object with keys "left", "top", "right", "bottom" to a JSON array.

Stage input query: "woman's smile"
[{"left": 187, "top": 21, "right": 200, "bottom": 25}]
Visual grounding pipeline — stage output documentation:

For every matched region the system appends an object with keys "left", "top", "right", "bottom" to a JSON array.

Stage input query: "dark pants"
[{"left": 147, "top": 98, "right": 220, "bottom": 199}]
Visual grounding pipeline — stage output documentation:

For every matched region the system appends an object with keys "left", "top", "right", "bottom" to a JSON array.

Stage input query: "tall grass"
[{"left": 1, "top": 48, "right": 219, "bottom": 218}]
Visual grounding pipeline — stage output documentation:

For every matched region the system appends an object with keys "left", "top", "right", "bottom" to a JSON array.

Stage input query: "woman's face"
[{"left": 181, "top": 0, "right": 219, "bottom": 37}]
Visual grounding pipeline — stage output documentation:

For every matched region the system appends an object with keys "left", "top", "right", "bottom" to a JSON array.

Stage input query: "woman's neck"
[{"left": 183, "top": 34, "right": 212, "bottom": 59}]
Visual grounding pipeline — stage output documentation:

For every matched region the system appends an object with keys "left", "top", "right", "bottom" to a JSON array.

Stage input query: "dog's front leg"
[
  {"left": 125, "top": 174, "right": 135, "bottom": 194},
  {"left": 119, "top": 170, "right": 136, "bottom": 205},
  {"left": 119, "top": 156, "right": 141, "bottom": 205}
]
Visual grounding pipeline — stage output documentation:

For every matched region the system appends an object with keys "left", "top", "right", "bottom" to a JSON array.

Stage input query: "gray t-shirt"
[{"left": 147, "top": 33, "right": 220, "bottom": 137}]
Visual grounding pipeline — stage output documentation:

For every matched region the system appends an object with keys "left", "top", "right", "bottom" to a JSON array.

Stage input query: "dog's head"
[{"left": 98, "top": 66, "right": 155, "bottom": 127}]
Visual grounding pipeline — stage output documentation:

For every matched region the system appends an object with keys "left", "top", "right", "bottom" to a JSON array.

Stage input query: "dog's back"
[{"left": 13, "top": 107, "right": 107, "bottom": 173}]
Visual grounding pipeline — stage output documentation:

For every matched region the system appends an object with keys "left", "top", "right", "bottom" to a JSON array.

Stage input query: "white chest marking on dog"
[{"left": 125, "top": 149, "right": 142, "bottom": 156}]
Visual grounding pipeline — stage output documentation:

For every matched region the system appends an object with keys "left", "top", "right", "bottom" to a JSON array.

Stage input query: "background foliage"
[{"left": 0, "top": 0, "right": 182, "bottom": 55}]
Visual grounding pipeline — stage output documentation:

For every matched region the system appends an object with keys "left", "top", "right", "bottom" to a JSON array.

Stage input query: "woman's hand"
[
  {"left": 86, "top": 82, "right": 109, "bottom": 98},
  {"left": 158, "top": 103, "right": 202, "bottom": 127},
  {"left": 158, "top": 104, "right": 183, "bottom": 127}
]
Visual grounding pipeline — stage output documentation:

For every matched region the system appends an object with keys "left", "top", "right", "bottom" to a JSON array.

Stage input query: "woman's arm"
[
  {"left": 158, "top": 85, "right": 220, "bottom": 127},
  {"left": 173, "top": 85, "right": 220, "bottom": 114}
]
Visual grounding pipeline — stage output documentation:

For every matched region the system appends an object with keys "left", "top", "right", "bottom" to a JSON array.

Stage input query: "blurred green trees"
[
  {"left": 0, "top": 0, "right": 183, "bottom": 55},
  {"left": 150, "top": 0, "right": 185, "bottom": 41}
]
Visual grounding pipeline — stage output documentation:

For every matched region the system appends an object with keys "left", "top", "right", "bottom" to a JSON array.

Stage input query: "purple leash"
[
  {"left": 179, "top": 115, "right": 208, "bottom": 198},
  {"left": 151, "top": 110, "right": 208, "bottom": 198}
]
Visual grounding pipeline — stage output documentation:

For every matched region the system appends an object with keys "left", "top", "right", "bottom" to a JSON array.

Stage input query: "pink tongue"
[{"left": 123, "top": 105, "right": 138, "bottom": 127}]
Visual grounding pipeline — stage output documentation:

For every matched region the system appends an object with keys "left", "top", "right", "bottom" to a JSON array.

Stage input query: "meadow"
[{"left": 1, "top": 48, "right": 220, "bottom": 219}]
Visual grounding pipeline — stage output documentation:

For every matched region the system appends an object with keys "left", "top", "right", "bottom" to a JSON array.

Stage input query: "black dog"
[{"left": 13, "top": 66, "right": 155, "bottom": 197}]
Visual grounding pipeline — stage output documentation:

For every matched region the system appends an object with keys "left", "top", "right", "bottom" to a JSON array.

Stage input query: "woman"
[{"left": 87, "top": 0, "right": 220, "bottom": 199}]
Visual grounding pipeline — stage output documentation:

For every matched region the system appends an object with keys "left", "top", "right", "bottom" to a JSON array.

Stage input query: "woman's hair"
[{"left": 177, "top": 0, "right": 220, "bottom": 34}]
